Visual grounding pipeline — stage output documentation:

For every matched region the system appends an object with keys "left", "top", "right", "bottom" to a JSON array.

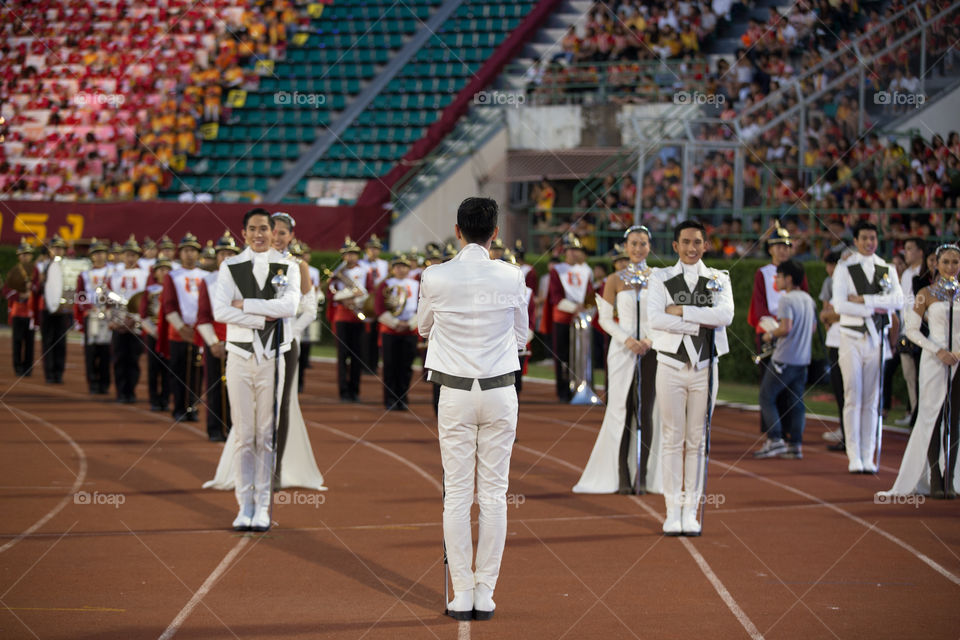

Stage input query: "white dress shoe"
[
  {"left": 232, "top": 509, "right": 253, "bottom": 531},
  {"left": 250, "top": 505, "right": 271, "bottom": 532},
  {"left": 823, "top": 429, "right": 843, "bottom": 442},
  {"left": 681, "top": 508, "right": 701, "bottom": 537},
  {"left": 862, "top": 461, "right": 878, "bottom": 474},
  {"left": 848, "top": 458, "right": 864, "bottom": 474},
  {"left": 473, "top": 583, "right": 495, "bottom": 620},
  {"left": 445, "top": 589, "right": 473, "bottom": 620},
  {"left": 662, "top": 508, "right": 682, "bottom": 536}
]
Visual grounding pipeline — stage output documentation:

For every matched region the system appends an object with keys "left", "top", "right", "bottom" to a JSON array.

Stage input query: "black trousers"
[
  {"left": 363, "top": 322, "right": 380, "bottom": 374},
  {"left": 382, "top": 332, "right": 417, "bottom": 409},
  {"left": 85, "top": 341, "right": 111, "bottom": 393},
  {"left": 11, "top": 316, "right": 34, "bottom": 375},
  {"left": 553, "top": 322, "right": 572, "bottom": 401},
  {"left": 169, "top": 341, "right": 202, "bottom": 419},
  {"left": 828, "top": 346, "right": 846, "bottom": 444},
  {"left": 204, "top": 348, "right": 231, "bottom": 439},
  {"left": 274, "top": 341, "right": 298, "bottom": 482},
  {"left": 930, "top": 366, "right": 960, "bottom": 497},
  {"left": 335, "top": 321, "right": 364, "bottom": 399},
  {"left": 757, "top": 334, "right": 795, "bottom": 441},
  {"left": 619, "top": 350, "right": 658, "bottom": 492},
  {"left": 112, "top": 331, "right": 142, "bottom": 400},
  {"left": 145, "top": 335, "right": 170, "bottom": 409},
  {"left": 41, "top": 311, "right": 70, "bottom": 382},
  {"left": 882, "top": 353, "right": 898, "bottom": 412},
  {"left": 298, "top": 339, "right": 312, "bottom": 392}
]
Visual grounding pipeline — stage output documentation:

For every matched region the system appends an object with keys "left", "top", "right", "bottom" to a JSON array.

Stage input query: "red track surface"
[{"left": 1, "top": 340, "right": 958, "bottom": 639}]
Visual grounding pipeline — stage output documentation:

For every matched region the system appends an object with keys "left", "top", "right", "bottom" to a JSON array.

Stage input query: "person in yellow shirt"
[
  {"left": 117, "top": 178, "right": 135, "bottom": 200},
  {"left": 680, "top": 24, "right": 699, "bottom": 54},
  {"left": 138, "top": 180, "right": 159, "bottom": 201}
]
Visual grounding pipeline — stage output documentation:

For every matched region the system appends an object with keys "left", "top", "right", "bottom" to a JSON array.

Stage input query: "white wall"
[
  {"left": 892, "top": 82, "right": 960, "bottom": 139},
  {"left": 390, "top": 127, "right": 509, "bottom": 251},
  {"left": 506, "top": 105, "right": 582, "bottom": 149}
]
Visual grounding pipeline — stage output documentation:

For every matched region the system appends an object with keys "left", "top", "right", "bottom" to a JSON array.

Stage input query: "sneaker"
[
  {"left": 823, "top": 429, "right": 843, "bottom": 442},
  {"left": 779, "top": 443, "right": 803, "bottom": 459},
  {"left": 753, "top": 438, "right": 786, "bottom": 459}
]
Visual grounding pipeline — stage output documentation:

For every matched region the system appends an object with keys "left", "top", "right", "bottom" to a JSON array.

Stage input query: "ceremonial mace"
[
  {"left": 620, "top": 262, "right": 649, "bottom": 494},
  {"left": 942, "top": 276, "right": 958, "bottom": 495},
  {"left": 267, "top": 268, "right": 290, "bottom": 526},
  {"left": 695, "top": 272, "right": 725, "bottom": 532},
  {"left": 874, "top": 271, "right": 894, "bottom": 472}
]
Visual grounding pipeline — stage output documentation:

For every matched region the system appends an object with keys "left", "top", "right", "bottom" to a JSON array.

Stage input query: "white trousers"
[
  {"left": 838, "top": 333, "right": 882, "bottom": 467},
  {"left": 655, "top": 361, "right": 716, "bottom": 513},
  {"left": 438, "top": 381, "right": 518, "bottom": 594},
  {"left": 226, "top": 353, "right": 284, "bottom": 508}
]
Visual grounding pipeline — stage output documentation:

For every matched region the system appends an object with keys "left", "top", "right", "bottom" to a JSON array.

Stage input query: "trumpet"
[{"left": 753, "top": 316, "right": 780, "bottom": 364}]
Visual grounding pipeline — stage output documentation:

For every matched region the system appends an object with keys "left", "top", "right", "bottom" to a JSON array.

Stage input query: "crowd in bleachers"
[{"left": 0, "top": 0, "right": 299, "bottom": 201}]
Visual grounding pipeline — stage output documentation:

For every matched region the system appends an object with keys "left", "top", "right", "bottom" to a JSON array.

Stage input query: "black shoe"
[
  {"left": 186, "top": 412, "right": 199, "bottom": 422},
  {"left": 172, "top": 412, "right": 187, "bottom": 422},
  {"left": 827, "top": 441, "right": 846, "bottom": 452},
  {"left": 149, "top": 404, "right": 163, "bottom": 411},
  {"left": 208, "top": 433, "right": 227, "bottom": 443},
  {"left": 90, "top": 387, "right": 99, "bottom": 395}
]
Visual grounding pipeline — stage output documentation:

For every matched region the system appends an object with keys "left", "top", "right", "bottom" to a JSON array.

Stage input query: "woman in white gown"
[
  {"left": 204, "top": 214, "right": 326, "bottom": 492},
  {"left": 574, "top": 225, "right": 662, "bottom": 494},
  {"left": 878, "top": 244, "right": 960, "bottom": 499}
]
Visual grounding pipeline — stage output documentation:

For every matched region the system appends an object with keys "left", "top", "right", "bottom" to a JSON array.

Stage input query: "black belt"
[{"left": 427, "top": 370, "right": 517, "bottom": 391}]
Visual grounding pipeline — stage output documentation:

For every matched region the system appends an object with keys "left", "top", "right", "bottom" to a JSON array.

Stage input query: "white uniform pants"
[
  {"left": 838, "top": 333, "right": 882, "bottom": 467},
  {"left": 656, "top": 361, "right": 716, "bottom": 513},
  {"left": 226, "top": 353, "right": 284, "bottom": 508},
  {"left": 438, "top": 381, "right": 518, "bottom": 594}
]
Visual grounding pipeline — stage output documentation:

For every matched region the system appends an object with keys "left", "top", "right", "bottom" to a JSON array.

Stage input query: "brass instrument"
[
  {"left": 753, "top": 316, "right": 781, "bottom": 364},
  {"left": 139, "top": 284, "right": 163, "bottom": 338},
  {"left": 570, "top": 307, "right": 602, "bottom": 405},
  {"left": 44, "top": 256, "right": 92, "bottom": 314},
  {"left": 325, "top": 264, "right": 374, "bottom": 321},
  {"left": 85, "top": 285, "right": 113, "bottom": 344},
  {"left": 103, "top": 288, "right": 142, "bottom": 333},
  {"left": 384, "top": 283, "right": 409, "bottom": 317}
]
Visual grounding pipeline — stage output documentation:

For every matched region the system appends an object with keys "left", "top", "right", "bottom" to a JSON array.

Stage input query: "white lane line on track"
[
  {"left": 157, "top": 536, "right": 250, "bottom": 640},
  {"left": 513, "top": 443, "right": 764, "bottom": 640},
  {"left": 308, "top": 421, "right": 442, "bottom": 493},
  {"left": 0, "top": 406, "right": 88, "bottom": 554},
  {"left": 710, "top": 459, "right": 960, "bottom": 587}
]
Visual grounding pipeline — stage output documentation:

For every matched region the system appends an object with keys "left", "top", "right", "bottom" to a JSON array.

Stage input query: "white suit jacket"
[
  {"left": 213, "top": 247, "right": 301, "bottom": 361},
  {"left": 647, "top": 260, "right": 734, "bottom": 369},
  {"left": 418, "top": 243, "right": 528, "bottom": 379},
  {"left": 831, "top": 251, "right": 903, "bottom": 345}
]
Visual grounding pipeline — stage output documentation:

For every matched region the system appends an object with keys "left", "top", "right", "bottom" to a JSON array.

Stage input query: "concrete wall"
[
  {"left": 390, "top": 127, "right": 509, "bottom": 251},
  {"left": 892, "top": 82, "right": 960, "bottom": 140}
]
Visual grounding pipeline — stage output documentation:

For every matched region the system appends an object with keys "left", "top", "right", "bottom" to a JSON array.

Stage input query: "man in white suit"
[
  {"left": 418, "top": 197, "right": 528, "bottom": 621},
  {"left": 831, "top": 220, "right": 903, "bottom": 473},
  {"left": 213, "top": 208, "right": 301, "bottom": 532},
  {"left": 648, "top": 220, "right": 734, "bottom": 536}
]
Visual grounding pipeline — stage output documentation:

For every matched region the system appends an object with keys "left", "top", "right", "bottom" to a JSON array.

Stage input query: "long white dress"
[
  {"left": 573, "top": 287, "right": 662, "bottom": 494},
  {"left": 878, "top": 298, "right": 960, "bottom": 496},
  {"left": 204, "top": 323, "right": 327, "bottom": 491}
]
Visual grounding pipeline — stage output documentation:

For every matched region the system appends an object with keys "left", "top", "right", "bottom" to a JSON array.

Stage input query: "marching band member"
[
  {"left": 543, "top": 234, "right": 594, "bottom": 402},
  {"left": 513, "top": 240, "right": 539, "bottom": 292},
  {"left": 361, "top": 234, "right": 389, "bottom": 375},
  {"left": 831, "top": 221, "right": 903, "bottom": 474},
  {"left": 199, "top": 240, "right": 218, "bottom": 272},
  {"left": 575, "top": 226, "right": 660, "bottom": 495},
  {"left": 161, "top": 233, "right": 206, "bottom": 423},
  {"left": 108, "top": 236, "right": 148, "bottom": 403},
  {"left": 489, "top": 237, "right": 506, "bottom": 261},
  {"left": 879, "top": 244, "right": 960, "bottom": 499},
  {"left": 752, "top": 260, "right": 817, "bottom": 460},
  {"left": 747, "top": 223, "right": 808, "bottom": 439},
  {"left": 157, "top": 235, "right": 180, "bottom": 271},
  {"left": 138, "top": 237, "right": 158, "bottom": 271},
  {"left": 328, "top": 237, "right": 373, "bottom": 402},
  {"left": 76, "top": 239, "right": 113, "bottom": 394},
  {"left": 196, "top": 231, "right": 241, "bottom": 441},
  {"left": 375, "top": 254, "right": 419, "bottom": 410},
  {"left": 4, "top": 240, "right": 35, "bottom": 376},
  {"left": 37, "top": 235, "right": 71, "bottom": 384},
  {"left": 297, "top": 242, "right": 322, "bottom": 393},
  {"left": 418, "top": 197, "right": 528, "bottom": 620},
  {"left": 503, "top": 250, "right": 536, "bottom": 394},
  {"left": 212, "top": 208, "right": 302, "bottom": 532},
  {"left": 648, "top": 220, "right": 733, "bottom": 536},
  {"left": 141, "top": 259, "right": 172, "bottom": 412}
]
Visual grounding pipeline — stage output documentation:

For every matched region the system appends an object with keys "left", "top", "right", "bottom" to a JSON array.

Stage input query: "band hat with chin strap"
[
  {"left": 178, "top": 232, "right": 202, "bottom": 250},
  {"left": 502, "top": 249, "right": 519, "bottom": 265},
  {"left": 141, "top": 236, "right": 157, "bottom": 250},
  {"left": 443, "top": 243, "right": 458, "bottom": 260},
  {"left": 767, "top": 220, "right": 793, "bottom": 247},
  {"left": 109, "top": 241, "right": 124, "bottom": 255},
  {"left": 153, "top": 257, "right": 173, "bottom": 272},
  {"left": 158, "top": 235, "right": 176, "bottom": 250},
  {"left": 289, "top": 241, "right": 304, "bottom": 257},
  {"left": 89, "top": 237, "right": 109, "bottom": 254},
  {"left": 340, "top": 236, "right": 362, "bottom": 255},
  {"left": 214, "top": 230, "right": 241, "bottom": 254},
  {"left": 490, "top": 237, "right": 506, "bottom": 251},
  {"left": 201, "top": 240, "right": 216, "bottom": 259},
  {"left": 562, "top": 233, "right": 585, "bottom": 250},
  {"left": 391, "top": 253, "right": 413, "bottom": 267},
  {"left": 121, "top": 234, "right": 143, "bottom": 255},
  {"left": 610, "top": 243, "right": 629, "bottom": 262},
  {"left": 16, "top": 238, "right": 34, "bottom": 255},
  {"left": 365, "top": 233, "right": 383, "bottom": 249},
  {"left": 49, "top": 235, "right": 68, "bottom": 249}
]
